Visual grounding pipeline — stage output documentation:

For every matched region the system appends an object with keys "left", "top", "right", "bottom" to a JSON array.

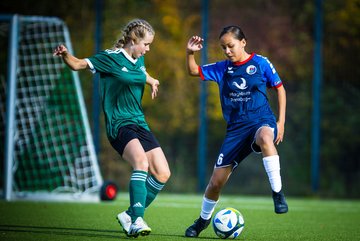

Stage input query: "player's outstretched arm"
[
  {"left": 53, "top": 44, "right": 88, "bottom": 71},
  {"left": 186, "top": 36, "right": 204, "bottom": 76}
]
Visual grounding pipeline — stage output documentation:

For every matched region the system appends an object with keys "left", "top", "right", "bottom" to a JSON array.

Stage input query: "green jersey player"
[{"left": 54, "top": 19, "right": 170, "bottom": 238}]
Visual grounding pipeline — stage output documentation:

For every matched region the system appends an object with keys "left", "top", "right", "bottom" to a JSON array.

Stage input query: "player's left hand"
[
  {"left": 275, "top": 122, "right": 284, "bottom": 145},
  {"left": 150, "top": 79, "right": 159, "bottom": 99}
]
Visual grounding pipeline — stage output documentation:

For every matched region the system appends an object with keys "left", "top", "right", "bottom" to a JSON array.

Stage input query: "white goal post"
[{"left": 0, "top": 14, "right": 103, "bottom": 201}]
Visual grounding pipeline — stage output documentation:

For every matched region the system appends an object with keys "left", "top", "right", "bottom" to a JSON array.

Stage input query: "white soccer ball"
[{"left": 212, "top": 207, "right": 245, "bottom": 239}]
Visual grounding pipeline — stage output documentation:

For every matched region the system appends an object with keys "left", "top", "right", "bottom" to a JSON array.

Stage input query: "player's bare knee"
[
  {"left": 164, "top": 169, "right": 171, "bottom": 181},
  {"left": 156, "top": 170, "right": 171, "bottom": 183},
  {"left": 256, "top": 131, "right": 274, "bottom": 147}
]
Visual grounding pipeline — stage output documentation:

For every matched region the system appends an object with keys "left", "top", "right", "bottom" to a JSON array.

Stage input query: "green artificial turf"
[{"left": 0, "top": 193, "right": 359, "bottom": 240}]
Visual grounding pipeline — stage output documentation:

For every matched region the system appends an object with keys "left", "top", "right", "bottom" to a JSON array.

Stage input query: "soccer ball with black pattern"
[{"left": 212, "top": 208, "right": 245, "bottom": 239}]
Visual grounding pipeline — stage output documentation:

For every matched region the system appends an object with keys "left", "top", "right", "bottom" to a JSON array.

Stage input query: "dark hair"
[{"left": 219, "top": 26, "right": 246, "bottom": 41}]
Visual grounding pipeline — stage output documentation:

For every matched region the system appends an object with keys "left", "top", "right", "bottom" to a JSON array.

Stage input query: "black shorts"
[{"left": 110, "top": 124, "right": 160, "bottom": 156}]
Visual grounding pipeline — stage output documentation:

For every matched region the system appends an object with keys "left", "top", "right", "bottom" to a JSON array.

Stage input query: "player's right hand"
[
  {"left": 187, "top": 36, "right": 204, "bottom": 53},
  {"left": 53, "top": 44, "right": 68, "bottom": 56}
]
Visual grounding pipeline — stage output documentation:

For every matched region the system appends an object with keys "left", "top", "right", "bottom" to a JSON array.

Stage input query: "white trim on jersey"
[
  {"left": 120, "top": 48, "right": 138, "bottom": 64},
  {"left": 85, "top": 58, "right": 96, "bottom": 74}
]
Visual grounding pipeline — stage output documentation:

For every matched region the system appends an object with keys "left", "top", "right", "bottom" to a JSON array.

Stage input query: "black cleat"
[
  {"left": 185, "top": 216, "right": 211, "bottom": 237},
  {"left": 272, "top": 190, "right": 288, "bottom": 214}
]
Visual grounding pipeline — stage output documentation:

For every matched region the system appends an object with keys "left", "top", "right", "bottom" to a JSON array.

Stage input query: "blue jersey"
[{"left": 199, "top": 53, "right": 282, "bottom": 124}]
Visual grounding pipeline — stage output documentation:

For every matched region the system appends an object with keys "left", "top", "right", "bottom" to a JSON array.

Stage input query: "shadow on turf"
[
  {"left": 0, "top": 224, "right": 121, "bottom": 239},
  {"left": 0, "top": 225, "right": 218, "bottom": 240}
]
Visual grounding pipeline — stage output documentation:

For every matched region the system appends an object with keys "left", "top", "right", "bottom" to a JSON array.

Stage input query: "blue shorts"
[{"left": 215, "top": 116, "right": 277, "bottom": 169}]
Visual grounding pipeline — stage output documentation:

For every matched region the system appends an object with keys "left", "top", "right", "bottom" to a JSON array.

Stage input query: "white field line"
[{"left": 112, "top": 193, "right": 360, "bottom": 213}]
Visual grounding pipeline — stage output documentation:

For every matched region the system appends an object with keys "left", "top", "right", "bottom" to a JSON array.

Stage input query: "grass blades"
[{"left": 0, "top": 194, "right": 359, "bottom": 241}]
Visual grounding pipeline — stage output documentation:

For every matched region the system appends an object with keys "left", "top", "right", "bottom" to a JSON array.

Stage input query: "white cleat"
[
  {"left": 116, "top": 211, "right": 131, "bottom": 233},
  {"left": 127, "top": 217, "right": 151, "bottom": 238}
]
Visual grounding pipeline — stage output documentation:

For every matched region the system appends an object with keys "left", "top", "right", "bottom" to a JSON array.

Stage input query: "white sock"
[
  {"left": 200, "top": 196, "right": 218, "bottom": 220},
  {"left": 263, "top": 155, "right": 282, "bottom": 193}
]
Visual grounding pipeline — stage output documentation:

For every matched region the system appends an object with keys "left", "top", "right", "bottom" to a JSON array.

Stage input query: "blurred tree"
[
  {"left": 319, "top": 0, "right": 360, "bottom": 197},
  {"left": 0, "top": 0, "right": 359, "bottom": 197}
]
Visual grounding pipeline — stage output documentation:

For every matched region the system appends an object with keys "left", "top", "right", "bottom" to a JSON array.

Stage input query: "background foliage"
[{"left": 1, "top": 0, "right": 359, "bottom": 198}]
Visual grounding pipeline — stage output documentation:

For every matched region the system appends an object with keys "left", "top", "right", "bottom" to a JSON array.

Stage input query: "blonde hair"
[{"left": 114, "top": 19, "right": 155, "bottom": 48}]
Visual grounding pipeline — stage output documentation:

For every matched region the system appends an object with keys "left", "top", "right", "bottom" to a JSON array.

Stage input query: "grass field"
[{"left": 0, "top": 193, "right": 359, "bottom": 241}]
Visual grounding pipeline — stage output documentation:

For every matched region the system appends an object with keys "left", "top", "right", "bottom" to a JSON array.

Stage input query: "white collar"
[{"left": 119, "top": 48, "right": 138, "bottom": 64}]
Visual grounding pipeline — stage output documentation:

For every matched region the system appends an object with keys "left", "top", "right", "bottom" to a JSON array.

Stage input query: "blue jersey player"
[{"left": 185, "top": 26, "right": 288, "bottom": 238}]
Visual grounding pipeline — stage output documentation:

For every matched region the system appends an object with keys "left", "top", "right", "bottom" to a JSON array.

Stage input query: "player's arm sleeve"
[
  {"left": 199, "top": 61, "right": 227, "bottom": 83},
  {"left": 262, "top": 59, "right": 283, "bottom": 88},
  {"left": 85, "top": 51, "right": 113, "bottom": 74}
]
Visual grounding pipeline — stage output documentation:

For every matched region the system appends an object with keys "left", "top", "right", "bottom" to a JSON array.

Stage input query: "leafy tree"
[{"left": 1, "top": 0, "right": 359, "bottom": 197}]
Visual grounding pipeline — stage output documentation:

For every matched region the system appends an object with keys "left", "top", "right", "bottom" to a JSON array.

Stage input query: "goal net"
[{"left": 0, "top": 15, "right": 103, "bottom": 201}]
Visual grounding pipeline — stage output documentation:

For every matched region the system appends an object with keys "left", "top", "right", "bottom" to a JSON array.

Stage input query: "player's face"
[
  {"left": 132, "top": 32, "right": 154, "bottom": 59},
  {"left": 220, "top": 33, "right": 245, "bottom": 62}
]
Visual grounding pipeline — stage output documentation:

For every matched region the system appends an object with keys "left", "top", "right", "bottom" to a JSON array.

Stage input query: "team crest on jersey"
[{"left": 246, "top": 65, "right": 257, "bottom": 75}]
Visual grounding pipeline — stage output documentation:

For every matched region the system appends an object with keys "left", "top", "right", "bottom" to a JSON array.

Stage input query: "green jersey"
[{"left": 86, "top": 48, "right": 149, "bottom": 141}]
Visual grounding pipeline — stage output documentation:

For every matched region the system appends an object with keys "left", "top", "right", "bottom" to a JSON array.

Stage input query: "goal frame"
[{"left": 1, "top": 14, "right": 103, "bottom": 202}]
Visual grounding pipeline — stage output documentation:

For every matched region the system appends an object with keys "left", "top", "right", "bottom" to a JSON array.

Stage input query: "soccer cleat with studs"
[
  {"left": 272, "top": 190, "right": 288, "bottom": 214},
  {"left": 185, "top": 216, "right": 211, "bottom": 237},
  {"left": 126, "top": 217, "right": 151, "bottom": 238},
  {"left": 116, "top": 211, "right": 131, "bottom": 233}
]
